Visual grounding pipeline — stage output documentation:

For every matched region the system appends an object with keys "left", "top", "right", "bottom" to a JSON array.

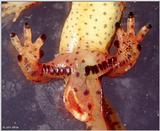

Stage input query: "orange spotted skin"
[{"left": 8, "top": 2, "right": 151, "bottom": 130}]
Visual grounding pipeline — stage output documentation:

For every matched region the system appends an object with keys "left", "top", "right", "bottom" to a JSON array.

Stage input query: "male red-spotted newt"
[{"left": 2, "top": 2, "right": 151, "bottom": 130}]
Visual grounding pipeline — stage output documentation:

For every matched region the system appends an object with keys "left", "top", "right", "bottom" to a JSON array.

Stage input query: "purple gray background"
[{"left": 2, "top": 2, "right": 159, "bottom": 130}]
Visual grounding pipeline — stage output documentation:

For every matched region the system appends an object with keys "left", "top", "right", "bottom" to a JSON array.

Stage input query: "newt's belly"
[{"left": 59, "top": 2, "right": 126, "bottom": 54}]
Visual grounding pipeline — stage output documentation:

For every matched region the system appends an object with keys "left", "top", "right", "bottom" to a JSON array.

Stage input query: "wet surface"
[{"left": 2, "top": 2, "right": 159, "bottom": 130}]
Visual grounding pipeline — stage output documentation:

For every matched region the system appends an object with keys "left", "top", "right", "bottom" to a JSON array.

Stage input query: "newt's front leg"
[
  {"left": 107, "top": 12, "right": 151, "bottom": 77},
  {"left": 10, "top": 23, "right": 71, "bottom": 82},
  {"left": 10, "top": 23, "right": 47, "bottom": 82}
]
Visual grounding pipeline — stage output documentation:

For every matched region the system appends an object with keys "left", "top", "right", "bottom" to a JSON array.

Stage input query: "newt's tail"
[{"left": 102, "top": 96, "right": 126, "bottom": 130}]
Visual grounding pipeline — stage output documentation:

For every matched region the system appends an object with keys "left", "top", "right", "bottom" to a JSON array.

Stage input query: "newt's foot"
[
  {"left": 108, "top": 12, "right": 151, "bottom": 77},
  {"left": 116, "top": 12, "right": 151, "bottom": 54},
  {"left": 10, "top": 22, "right": 46, "bottom": 62}
]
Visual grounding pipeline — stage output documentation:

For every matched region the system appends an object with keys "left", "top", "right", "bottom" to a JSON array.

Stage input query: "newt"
[{"left": 2, "top": 2, "right": 151, "bottom": 130}]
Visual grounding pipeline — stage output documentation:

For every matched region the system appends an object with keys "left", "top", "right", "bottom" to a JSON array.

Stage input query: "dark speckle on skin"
[
  {"left": 10, "top": 32, "right": 16, "bottom": 37},
  {"left": 74, "top": 88, "right": 78, "bottom": 92},
  {"left": 82, "top": 59, "right": 85, "bottom": 63},
  {"left": 114, "top": 40, "right": 120, "bottom": 48},
  {"left": 40, "top": 34, "right": 47, "bottom": 42},
  {"left": 17, "top": 55, "right": 22, "bottom": 62},
  {"left": 96, "top": 90, "right": 101, "bottom": 95},
  {"left": 137, "top": 44, "right": 141, "bottom": 51}
]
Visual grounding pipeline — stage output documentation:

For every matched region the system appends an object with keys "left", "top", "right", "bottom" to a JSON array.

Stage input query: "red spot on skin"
[
  {"left": 141, "top": 34, "right": 144, "bottom": 38},
  {"left": 66, "top": 59, "right": 69, "bottom": 63},
  {"left": 83, "top": 89, "right": 89, "bottom": 95},
  {"left": 76, "top": 72, "right": 80, "bottom": 77},
  {"left": 88, "top": 103, "right": 92, "bottom": 110},
  {"left": 74, "top": 88, "right": 78, "bottom": 92}
]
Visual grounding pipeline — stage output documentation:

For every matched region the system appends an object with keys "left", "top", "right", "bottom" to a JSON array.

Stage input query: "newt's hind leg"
[{"left": 108, "top": 12, "right": 151, "bottom": 77}]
